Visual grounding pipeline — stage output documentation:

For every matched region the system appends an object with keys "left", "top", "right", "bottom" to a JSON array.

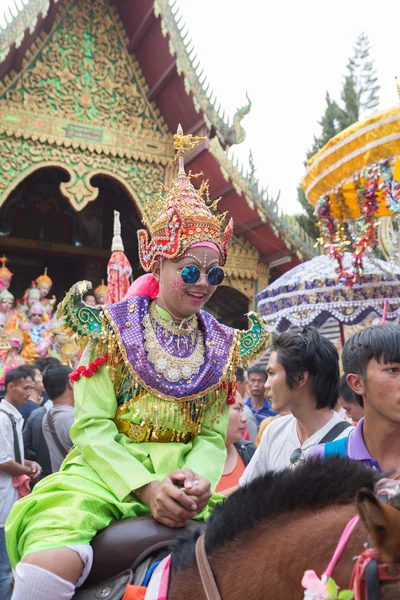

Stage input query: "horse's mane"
[{"left": 171, "top": 456, "right": 380, "bottom": 572}]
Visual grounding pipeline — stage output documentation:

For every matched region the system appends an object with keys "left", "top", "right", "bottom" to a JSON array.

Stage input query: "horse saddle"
[{"left": 85, "top": 516, "right": 205, "bottom": 586}]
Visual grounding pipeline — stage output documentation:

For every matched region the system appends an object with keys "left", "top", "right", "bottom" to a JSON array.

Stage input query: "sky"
[
  {"left": 1, "top": 0, "right": 399, "bottom": 216},
  {"left": 174, "top": 0, "right": 400, "bottom": 215}
]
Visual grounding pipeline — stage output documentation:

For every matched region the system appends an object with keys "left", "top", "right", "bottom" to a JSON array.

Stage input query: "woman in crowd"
[{"left": 216, "top": 392, "right": 256, "bottom": 494}]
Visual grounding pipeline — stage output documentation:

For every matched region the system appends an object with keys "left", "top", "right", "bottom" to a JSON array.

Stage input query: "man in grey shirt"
[{"left": 42, "top": 365, "right": 74, "bottom": 472}]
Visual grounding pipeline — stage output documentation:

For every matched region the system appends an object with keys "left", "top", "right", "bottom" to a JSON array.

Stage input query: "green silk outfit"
[
  {"left": 6, "top": 289, "right": 267, "bottom": 568},
  {"left": 6, "top": 357, "right": 227, "bottom": 567}
]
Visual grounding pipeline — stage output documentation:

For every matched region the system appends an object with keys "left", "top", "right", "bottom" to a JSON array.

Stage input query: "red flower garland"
[
  {"left": 69, "top": 353, "right": 109, "bottom": 382},
  {"left": 351, "top": 168, "right": 380, "bottom": 283},
  {"left": 316, "top": 193, "right": 346, "bottom": 278},
  {"left": 317, "top": 165, "right": 380, "bottom": 287}
]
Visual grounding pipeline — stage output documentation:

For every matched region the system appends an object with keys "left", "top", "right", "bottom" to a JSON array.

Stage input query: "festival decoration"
[
  {"left": 105, "top": 211, "right": 132, "bottom": 304},
  {"left": 301, "top": 103, "right": 400, "bottom": 283},
  {"left": 257, "top": 253, "right": 400, "bottom": 339}
]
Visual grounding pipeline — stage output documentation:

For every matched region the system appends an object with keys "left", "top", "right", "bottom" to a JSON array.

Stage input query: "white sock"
[{"left": 11, "top": 563, "right": 75, "bottom": 600}]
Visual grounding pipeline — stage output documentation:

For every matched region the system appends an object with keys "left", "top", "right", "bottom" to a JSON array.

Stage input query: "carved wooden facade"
[{"left": 0, "top": 0, "right": 269, "bottom": 308}]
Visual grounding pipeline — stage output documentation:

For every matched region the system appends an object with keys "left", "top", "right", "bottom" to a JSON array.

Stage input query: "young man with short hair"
[
  {"left": 42, "top": 365, "right": 74, "bottom": 472},
  {"left": 337, "top": 373, "right": 364, "bottom": 425},
  {"left": 245, "top": 366, "right": 276, "bottom": 426},
  {"left": 240, "top": 327, "right": 352, "bottom": 484},
  {"left": 311, "top": 324, "right": 400, "bottom": 474},
  {"left": 18, "top": 366, "right": 44, "bottom": 422},
  {"left": 0, "top": 367, "right": 42, "bottom": 599}
]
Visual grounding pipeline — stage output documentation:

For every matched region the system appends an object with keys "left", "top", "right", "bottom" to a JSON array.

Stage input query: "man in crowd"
[
  {"left": 311, "top": 324, "right": 400, "bottom": 474},
  {"left": 236, "top": 367, "right": 258, "bottom": 442},
  {"left": 18, "top": 365, "right": 44, "bottom": 421},
  {"left": 337, "top": 373, "right": 364, "bottom": 425},
  {"left": 239, "top": 327, "right": 352, "bottom": 485},
  {"left": 42, "top": 365, "right": 74, "bottom": 472},
  {"left": 245, "top": 366, "right": 276, "bottom": 428},
  {"left": 0, "top": 367, "right": 42, "bottom": 599},
  {"left": 23, "top": 402, "right": 53, "bottom": 481}
]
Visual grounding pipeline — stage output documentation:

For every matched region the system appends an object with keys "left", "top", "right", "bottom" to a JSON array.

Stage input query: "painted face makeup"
[
  {"left": 170, "top": 276, "right": 186, "bottom": 299},
  {"left": 186, "top": 250, "right": 208, "bottom": 269}
]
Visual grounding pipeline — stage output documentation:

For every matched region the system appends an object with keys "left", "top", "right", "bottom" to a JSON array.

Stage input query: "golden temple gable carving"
[
  {"left": 224, "top": 236, "right": 269, "bottom": 307},
  {"left": 0, "top": 0, "right": 172, "bottom": 211}
]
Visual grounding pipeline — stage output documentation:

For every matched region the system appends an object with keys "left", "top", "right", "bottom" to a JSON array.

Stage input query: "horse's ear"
[{"left": 357, "top": 488, "right": 400, "bottom": 563}]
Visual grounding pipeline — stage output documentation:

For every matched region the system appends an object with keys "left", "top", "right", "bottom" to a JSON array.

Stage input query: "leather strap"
[
  {"left": 0, "top": 409, "right": 21, "bottom": 463},
  {"left": 44, "top": 409, "right": 68, "bottom": 458},
  {"left": 319, "top": 420, "right": 352, "bottom": 444},
  {"left": 195, "top": 533, "right": 221, "bottom": 600}
]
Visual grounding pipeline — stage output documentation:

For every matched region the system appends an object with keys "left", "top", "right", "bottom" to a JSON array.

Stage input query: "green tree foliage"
[{"left": 295, "top": 33, "right": 380, "bottom": 239}]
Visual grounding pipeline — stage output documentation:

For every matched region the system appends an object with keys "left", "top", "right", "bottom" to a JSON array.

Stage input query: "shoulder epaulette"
[
  {"left": 57, "top": 280, "right": 105, "bottom": 342},
  {"left": 238, "top": 312, "right": 269, "bottom": 366}
]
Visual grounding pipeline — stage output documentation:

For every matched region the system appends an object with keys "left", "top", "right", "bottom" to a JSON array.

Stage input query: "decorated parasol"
[
  {"left": 105, "top": 211, "right": 132, "bottom": 304},
  {"left": 301, "top": 99, "right": 400, "bottom": 284},
  {"left": 257, "top": 253, "right": 400, "bottom": 343}
]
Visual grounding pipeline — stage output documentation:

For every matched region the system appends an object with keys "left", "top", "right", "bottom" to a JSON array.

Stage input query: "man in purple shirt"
[{"left": 309, "top": 324, "right": 400, "bottom": 475}]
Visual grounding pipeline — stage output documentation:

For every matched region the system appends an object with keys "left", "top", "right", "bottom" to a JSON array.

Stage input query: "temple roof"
[{"left": 0, "top": 0, "right": 318, "bottom": 271}]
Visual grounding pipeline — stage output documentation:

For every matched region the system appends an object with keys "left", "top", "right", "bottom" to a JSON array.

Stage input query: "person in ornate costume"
[
  {"left": 0, "top": 255, "right": 13, "bottom": 290},
  {"left": 17, "top": 287, "right": 41, "bottom": 320},
  {"left": 0, "top": 329, "right": 25, "bottom": 385},
  {"left": 44, "top": 317, "right": 80, "bottom": 367},
  {"left": 20, "top": 304, "right": 50, "bottom": 364},
  {"left": 35, "top": 269, "right": 56, "bottom": 317},
  {"left": 5, "top": 129, "right": 267, "bottom": 599},
  {"left": 94, "top": 280, "right": 108, "bottom": 305},
  {"left": 0, "top": 289, "right": 17, "bottom": 335}
]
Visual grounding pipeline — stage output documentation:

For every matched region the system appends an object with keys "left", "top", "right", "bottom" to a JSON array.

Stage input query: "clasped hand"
[{"left": 138, "top": 468, "right": 211, "bottom": 528}]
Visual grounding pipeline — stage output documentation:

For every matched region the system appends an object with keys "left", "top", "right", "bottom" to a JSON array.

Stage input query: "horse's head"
[
  {"left": 356, "top": 480, "right": 400, "bottom": 599},
  {"left": 357, "top": 480, "right": 400, "bottom": 564}
]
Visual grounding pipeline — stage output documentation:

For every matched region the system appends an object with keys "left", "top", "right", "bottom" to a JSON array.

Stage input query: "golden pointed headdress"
[
  {"left": 36, "top": 268, "right": 53, "bottom": 289},
  {"left": 138, "top": 125, "right": 234, "bottom": 271},
  {"left": 95, "top": 280, "right": 108, "bottom": 299},
  {"left": 0, "top": 255, "right": 13, "bottom": 286}
]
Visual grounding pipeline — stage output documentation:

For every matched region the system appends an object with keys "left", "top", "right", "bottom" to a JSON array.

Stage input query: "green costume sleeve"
[
  {"left": 182, "top": 403, "right": 229, "bottom": 492},
  {"left": 70, "top": 364, "right": 157, "bottom": 502}
]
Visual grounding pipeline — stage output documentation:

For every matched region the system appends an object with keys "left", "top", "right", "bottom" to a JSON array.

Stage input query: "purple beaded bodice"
[{"left": 104, "top": 296, "right": 236, "bottom": 399}]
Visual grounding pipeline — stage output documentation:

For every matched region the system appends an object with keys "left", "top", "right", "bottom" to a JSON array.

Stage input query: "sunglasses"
[
  {"left": 179, "top": 265, "right": 225, "bottom": 286},
  {"left": 31, "top": 313, "right": 43, "bottom": 317},
  {"left": 289, "top": 448, "right": 303, "bottom": 466}
]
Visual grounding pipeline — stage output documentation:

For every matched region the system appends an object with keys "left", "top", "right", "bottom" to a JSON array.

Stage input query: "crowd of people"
[
  {"left": 0, "top": 132, "right": 398, "bottom": 600},
  {"left": 0, "top": 260, "right": 109, "bottom": 385},
  {"left": 0, "top": 356, "right": 78, "bottom": 598}
]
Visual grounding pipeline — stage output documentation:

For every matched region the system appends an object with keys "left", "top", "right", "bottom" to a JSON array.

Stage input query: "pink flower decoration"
[{"left": 302, "top": 570, "right": 329, "bottom": 600}]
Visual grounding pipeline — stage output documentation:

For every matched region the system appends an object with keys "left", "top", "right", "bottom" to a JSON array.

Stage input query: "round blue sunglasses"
[{"left": 180, "top": 265, "right": 225, "bottom": 286}]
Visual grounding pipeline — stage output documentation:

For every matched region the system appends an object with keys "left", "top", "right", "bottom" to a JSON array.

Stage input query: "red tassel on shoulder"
[{"left": 69, "top": 353, "right": 109, "bottom": 383}]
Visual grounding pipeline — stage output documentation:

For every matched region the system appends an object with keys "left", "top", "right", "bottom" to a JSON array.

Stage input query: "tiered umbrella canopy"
[
  {"left": 301, "top": 104, "right": 400, "bottom": 284},
  {"left": 257, "top": 253, "right": 400, "bottom": 334}
]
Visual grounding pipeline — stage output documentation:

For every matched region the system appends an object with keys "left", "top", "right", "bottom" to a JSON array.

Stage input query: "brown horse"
[{"left": 167, "top": 457, "right": 400, "bottom": 599}]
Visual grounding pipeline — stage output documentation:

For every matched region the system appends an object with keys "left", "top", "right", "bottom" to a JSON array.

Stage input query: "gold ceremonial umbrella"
[
  {"left": 301, "top": 104, "right": 400, "bottom": 216},
  {"left": 300, "top": 100, "right": 400, "bottom": 283}
]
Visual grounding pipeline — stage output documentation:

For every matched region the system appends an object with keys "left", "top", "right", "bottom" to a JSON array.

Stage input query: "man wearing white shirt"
[
  {"left": 240, "top": 327, "right": 352, "bottom": 486},
  {"left": 0, "top": 367, "right": 42, "bottom": 600}
]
